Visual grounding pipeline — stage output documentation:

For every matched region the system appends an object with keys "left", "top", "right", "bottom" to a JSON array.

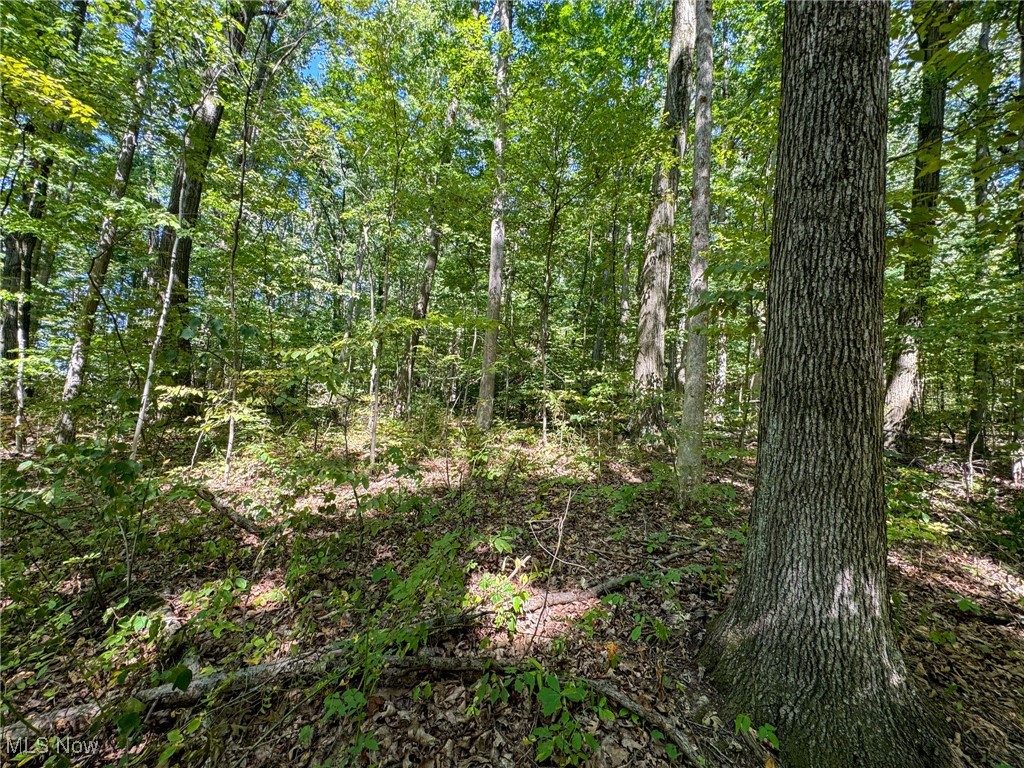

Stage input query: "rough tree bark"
[
  {"left": 57, "top": 26, "right": 156, "bottom": 443},
  {"left": 632, "top": 0, "right": 695, "bottom": 433},
  {"left": 883, "top": 0, "right": 957, "bottom": 450},
  {"left": 476, "top": 0, "right": 511, "bottom": 431},
  {"left": 700, "top": 3, "right": 959, "bottom": 766},
  {"left": 675, "top": 0, "right": 713, "bottom": 493}
]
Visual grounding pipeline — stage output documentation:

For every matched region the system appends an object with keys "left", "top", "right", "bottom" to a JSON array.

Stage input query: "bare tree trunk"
[
  {"left": 476, "top": 0, "right": 512, "bottom": 431},
  {"left": 153, "top": 2, "right": 257, "bottom": 383},
  {"left": 711, "top": 329, "right": 726, "bottom": 424},
  {"left": 226, "top": 17, "right": 275, "bottom": 476},
  {"left": 966, "top": 21, "right": 992, "bottom": 459},
  {"left": 13, "top": 268, "right": 28, "bottom": 450},
  {"left": 591, "top": 224, "right": 613, "bottom": 366},
  {"left": 737, "top": 298, "right": 762, "bottom": 448},
  {"left": 632, "top": 0, "right": 696, "bottom": 434},
  {"left": 618, "top": 223, "right": 633, "bottom": 362},
  {"left": 1014, "top": 5, "right": 1024, "bottom": 468},
  {"left": 57, "top": 27, "right": 156, "bottom": 443},
  {"left": 539, "top": 205, "right": 559, "bottom": 441},
  {"left": 675, "top": 0, "right": 713, "bottom": 493},
  {"left": 132, "top": 223, "right": 184, "bottom": 461},
  {"left": 368, "top": 267, "right": 382, "bottom": 467},
  {"left": 883, "top": 0, "right": 957, "bottom": 450},
  {"left": 700, "top": 3, "right": 958, "bottom": 764}
]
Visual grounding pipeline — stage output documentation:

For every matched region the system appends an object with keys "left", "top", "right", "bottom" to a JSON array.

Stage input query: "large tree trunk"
[
  {"left": 883, "top": 0, "right": 957, "bottom": 450},
  {"left": 57, "top": 27, "right": 156, "bottom": 444},
  {"left": 700, "top": 3, "right": 958, "bottom": 766},
  {"left": 153, "top": 2, "right": 257, "bottom": 382},
  {"left": 632, "top": 0, "right": 696, "bottom": 434},
  {"left": 476, "top": 0, "right": 511, "bottom": 431},
  {"left": 675, "top": 0, "right": 713, "bottom": 493}
]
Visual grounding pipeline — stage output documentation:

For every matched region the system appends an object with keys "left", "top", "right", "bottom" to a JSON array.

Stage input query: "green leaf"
[
  {"left": 538, "top": 686, "right": 562, "bottom": 717},
  {"left": 117, "top": 711, "right": 141, "bottom": 735},
  {"left": 536, "top": 739, "right": 555, "bottom": 761},
  {"left": 171, "top": 666, "right": 193, "bottom": 692},
  {"left": 734, "top": 713, "right": 752, "bottom": 734}
]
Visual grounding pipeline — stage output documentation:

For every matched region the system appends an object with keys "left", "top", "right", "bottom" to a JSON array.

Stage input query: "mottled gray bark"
[
  {"left": 701, "top": 4, "right": 958, "bottom": 766},
  {"left": 57, "top": 28, "right": 156, "bottom": 443},
  {"left": 675, "top": 0, "right": 713, "bottom": 493},
  {"left": 476, "top": 0, "right": 511, "bottom": 431},
  {"left": 633, "top": 0, "right": 696, "bottom": 433},
  {"left": 883, "top": 0, "right": 957, "bottom": 449}
]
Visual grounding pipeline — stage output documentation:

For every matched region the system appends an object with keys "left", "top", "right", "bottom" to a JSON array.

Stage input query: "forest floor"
[{"left": 2, "top": 417, "right": 1023, "bottom": 768}]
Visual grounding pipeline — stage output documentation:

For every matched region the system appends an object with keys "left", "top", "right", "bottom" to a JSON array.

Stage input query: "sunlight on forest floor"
[{"left": 2, "top": 421, "right": 1022, "bottom": 767}]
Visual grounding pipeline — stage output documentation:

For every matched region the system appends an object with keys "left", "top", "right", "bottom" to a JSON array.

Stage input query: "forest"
[{"left": 1, "top": 0, "right": 1023, "bottom": 766}]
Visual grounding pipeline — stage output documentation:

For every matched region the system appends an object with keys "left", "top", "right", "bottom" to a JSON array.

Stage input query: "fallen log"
[
  {"left": 193, "top": 487, "right": 266, "bottom": 537},
  {"left": 520, "top": 544, "right": 709, "bottom": 614},
  {"left": 1, "top": 652, "right": 702, "bottom": 766}
]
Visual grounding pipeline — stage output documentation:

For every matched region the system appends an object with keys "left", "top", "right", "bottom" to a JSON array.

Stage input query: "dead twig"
[{"left": 193, "top": 487, "right": 266, "bottom": 537}]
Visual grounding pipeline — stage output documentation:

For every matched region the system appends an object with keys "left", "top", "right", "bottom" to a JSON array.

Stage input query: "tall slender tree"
[
  {"left": 153, "top": 0, "right": 259, "bottom": 382},
  {"left": 1013, "top": 2, "right": 1024, "bottom": 452},
  {"left": 632, "top": 0, "right": 695, "bottom": 433},
  {"left": 966, "top": 18, "right": 992, "bottom": 460},
  {"left": 476, "top": 0, "right": 512, "bottom": 431},
  {"left": 57, "top": 22, "right": 157, "bottom": 443},
  {"left": 883, "top": 0, "right": 958, "bottom": 449},
  {"left": 396, "top": 99, "right": 458, "bottom": 417},
  {"left": 676, "top": 0, "right": 713, "bottom": 492},
  {"left": 701, "top": 2, "right": 958, "bottom": 765}
]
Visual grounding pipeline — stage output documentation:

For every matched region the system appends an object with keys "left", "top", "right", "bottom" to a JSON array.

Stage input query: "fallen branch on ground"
[
  {"left": 1, "top": 652, "right": 702, "bottom": 766},
  {"left": 520, "top": 543, "right": 709, "bottom": 614},
  {"left": 193, "top": 487, "right": 266, "bottom": 537},
  {"left": 386, "top": 655, "right": 702, "bottom": 766}
]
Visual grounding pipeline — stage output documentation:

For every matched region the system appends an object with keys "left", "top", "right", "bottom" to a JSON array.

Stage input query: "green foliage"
[{"left": 735, "top": 713, "right": 780, "bottom": 750}]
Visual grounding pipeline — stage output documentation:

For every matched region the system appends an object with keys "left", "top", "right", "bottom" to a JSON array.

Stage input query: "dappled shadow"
[{"left": 8, "top": 425, "right": 1019, "bottom": 767}]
